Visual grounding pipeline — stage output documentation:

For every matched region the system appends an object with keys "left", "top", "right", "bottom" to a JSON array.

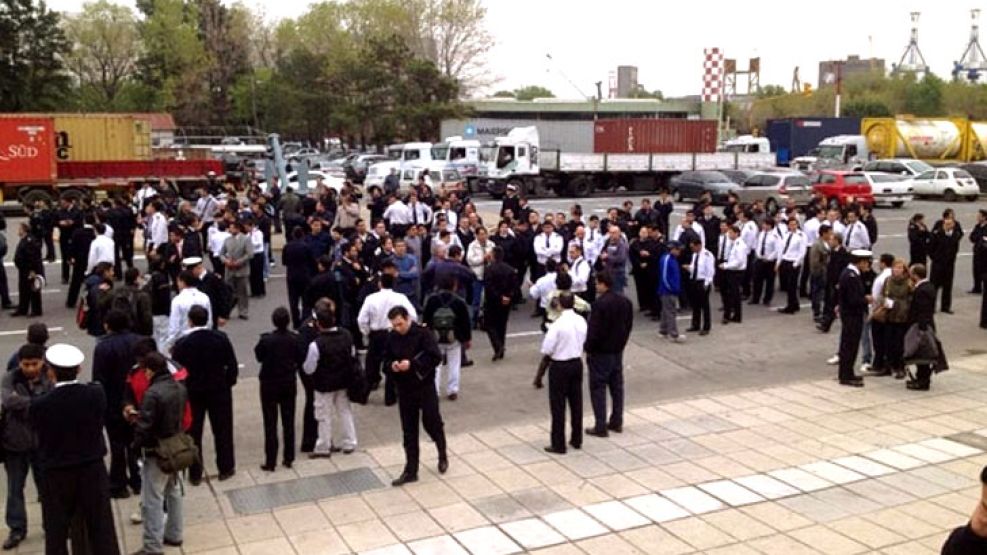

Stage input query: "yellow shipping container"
[{"left": 0, "top": 113, "right": 152, "bottom": 161}]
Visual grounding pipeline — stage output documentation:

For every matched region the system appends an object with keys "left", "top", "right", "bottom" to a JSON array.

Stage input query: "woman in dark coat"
[
  {"left": 908, "top": 213, "right": 931, "bottom": 267},
  {"left": 12, "top": 223, "right": 44, "bottom": 317}
]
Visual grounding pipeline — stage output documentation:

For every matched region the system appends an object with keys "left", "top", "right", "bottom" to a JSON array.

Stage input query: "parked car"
[
  {"left": 364, "top": 161, "right": 401, "bottom": 191},
  {"left": 399, "top": 166, "right": 465, "bottom": 196},
  {"left": 258, "top": 169, "right": 349, "bottom": 196},
  {"left": 345, "top": 154, "right": 390, "bottom": 183},
  {"left": 861, "top": 158, "right": 934, "bottom": 178},
  {"left": 735, "top": 170, "right": 813, "bottom": 212},
  {"left": 959, "top": 162, "right": 987, "bottom": 193},
  {"left": 810, "top": 171, "right": 875, "bottom": 209},
  {"left": 911, "top": 168, "right": 980, "bottom": 201},
  {"left": 718, "top": 168, "right": 759, "bottom": 185},
  {"left": 669, "top": 171, "right": 739, "bottom": 204},
  {"left": 862, "top": 172, "right": 913, "bottom": 208}
]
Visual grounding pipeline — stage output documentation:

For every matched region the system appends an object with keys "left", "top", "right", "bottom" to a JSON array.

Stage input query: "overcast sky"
[{"left": 47, "top": 0, "right": 983, "bottom": 98}]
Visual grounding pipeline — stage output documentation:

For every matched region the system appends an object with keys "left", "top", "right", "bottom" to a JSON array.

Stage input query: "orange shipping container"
[
  {"left": 0, "top": 113, "right": 151, "bottom": 161},
  {"left": 0, "top": 117, "right": 57, "bottom": 183},
  {"left": 593, "top": 118, "right": 718, "bottom": 154}
]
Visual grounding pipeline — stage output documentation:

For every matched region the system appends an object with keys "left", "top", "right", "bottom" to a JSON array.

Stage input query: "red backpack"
[{"left": 127, "top": 361, "right": 193, "bottom": 431}]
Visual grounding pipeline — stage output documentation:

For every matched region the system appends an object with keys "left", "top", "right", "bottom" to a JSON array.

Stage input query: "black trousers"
[
  {"left": 188, "top": 387, "right": 236, "bottom": 481},
  {"left": 398, "top": 383, "right": 446, "bottom": 476},
  {"left": 59, "top": 233, "right": 72, "bottom": 282},
  {"left": 885, "top": 322, "right": 907, "bottom": 370},
  {"left": 838, "top": 312, "right": 864, "bottom": 382},
  {"left": 66, "top": 262, "right": 86, "bottom": 308},
  {"left": 298, "top": 372, "right": 318, "bottom": 452},
  {"left": 723, "top": 270, "right": 743, "bottom": 322},
  {"left": 15, "top": 271, "right": 42, "bottom": 315},
  {"left": 287, "top": 278, "right": 307, "bottom": 329},
  {"left": 106, "top": 419, "right": 141, "bottom": 494},
  {"left": 0, "top": 255, "right": 9, "bottom": 306},
  {"left": 588, "top": 353, "right": 622, "bottom": 432},
  {"left": 778, "top": 261, "right": 800, "bottom": 311},
  {"left": 549, "top": 358, "right": 583, "bottom": 451},
  {"left": 366, "top": 330, "right": 395, "bottom": 404},
  {"left": 871, "top": 320, "right": 888, "bottom": 370},
  {"left": 687, "top": 280, "right": 711, "bottom": 331},
  {"left": 484, "top": 302, "right": 510, "bottom": 355},
  {"left": 798, "top": 251, "right": 811, "bottom": 296},
  {"left": 260, "top": 380, "right": 297, "bottom": 467},
  {"left": 750, "top": 259, "right": 776, "bottom": 304},
  {"left": 42, "top": 461, "right": 120, "bottom": 555},
  {"left": 113, "top": 230, "right": 134, "bottom": 278},
  {"left": 981, "top": 286, "right": 987, "bottom": 328},
  {"left": 973, "top": 251, "right": 985, "bottom": 292},
  {"left": 249, "top": 253, "right": 266, "bottom": 296},
  {"left": 632, "top": 270, "right": 657, "bottom": 313},
  {"left": 932, "top": 260, "right": 955, "bottom": 312},
  {"left": 210, "top": 255, "right": 225, "bottom": 279},
  {"left": 44, "top": 231, "right": 55, "bottom": 261}
]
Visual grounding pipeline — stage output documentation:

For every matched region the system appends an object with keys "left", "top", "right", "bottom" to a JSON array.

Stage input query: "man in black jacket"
[
  {"left": 970, "top": 209, "right": 987, "bottom": 294},
  {"left": 384, "top": 306, "right": 447, "bottom": 486},
  {"left": 484, "top": 246, "right": 517, "bottom": 361},
  {"left": 92, "top": 309, "right": 142, "bottom": 498},
  {"left": 12, "top": 222, "right": 44, "bottom": 317},
  {"left": 930, "top": 217, "right": 963, "bottom": 314},
  {"left": 55, "top": 197, "right": 82, "bottom": 284},
  {"left": 130, "top": 352, "right": 187, "bottom": 554},
  {"left": 187, "top": 257, "right": 233, "bottom": 331},
  {"left": 301, "top": 307, "right": 358, "bottom": 459},
  {"left": 283, "top": 227, "right": 316, "bottom": 329},
  {"left": 422, "top": 276, "right": 471, "bottom": 400},
  {"left": 171, "top": 305, "right": 238, "bottom": 485},
  {"left": 107, "top": 197, "right": 136, "bottom": 279},
  {"left": 65, "top": 214, "right": 97, "bottom": 308},
  {"left": 907, "top": 264, "right": 938, "bottom": 391},
  {"left": 30, "top": 343, "right": 120, "bottom": 554},
  {"left": 584, "top": 271, "right": 633, "bottom": 438},
  {"left": 255, "top": 307, "right": 305, "bottom": 469},
  {"left": 837, "top": 250, "right": 872, "bottom": 387}
]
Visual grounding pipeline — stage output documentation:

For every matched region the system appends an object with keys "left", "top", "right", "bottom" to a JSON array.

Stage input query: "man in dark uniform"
[
  {"left": 66, "top": 214, "right": 97, "bottom": 309},
  {"left": 837, "top": 250, "right": 872, "bottom": 387},
  {"left": 186, "top": 257, "right": 233, "bottom": 331},
  {"left": 384, "top": 306, "right": 447, "bottom": 486},
  {"left": 907, "top": 264, "right": 938, "bottom": 391},
  {"left": 584, "top": 271, "right": 633, "bottom": 438},
  {"left": 30, "top": 343, "right": 120, "bottom": 555},
  {"left": 930, "top": 217, "right": 963, "bottom": 314},
  {"left": 55, "top": 197, "right": 82, "bottom": 284},
  {"left": 500, "top": 184, "right": 521, "bottom": 219},
  {"left": 107, "top": 196, "right": 136, "bottom": 279},
  {"left": 970, "top": 209, "right": 987, "bottom": 294},
  {"left": 483, "top": 246, "right": 517, "bottom": 361}
]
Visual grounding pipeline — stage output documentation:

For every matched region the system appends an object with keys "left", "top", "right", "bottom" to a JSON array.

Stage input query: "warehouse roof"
[{"left": 467, "top": 98, "right": 699, "bottom": 114}]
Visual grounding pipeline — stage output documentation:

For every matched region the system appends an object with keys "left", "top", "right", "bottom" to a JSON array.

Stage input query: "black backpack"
[{"left": 429, "top": 295, "right": 458, "bottom": 344}]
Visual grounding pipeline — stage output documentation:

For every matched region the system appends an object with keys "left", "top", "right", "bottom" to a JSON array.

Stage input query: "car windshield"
[
  {"left": 906, "top": 160, "right": 934, "bottom": 173},
  {"left": 431, "top": 146, "right": 450, "bottom": 160},
  {"left": 955, "top": 169, "right": 974, "bottom": 179},
  {"left": 871, "top": 174, "right": 901, "bottom": 183},
  {"left": 480, "top": 146, "right": 496, "bottom": 163},
  {"left": 817, "top": 145, "right": 844, "bottom": 159},
  {"left": 844, "top": 174, "right": 867, "bottom": 185},
  {"left": 786, "top": 176, "right": 810, "bottom": 187}
]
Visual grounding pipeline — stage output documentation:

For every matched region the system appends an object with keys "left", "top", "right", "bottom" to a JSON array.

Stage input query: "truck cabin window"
[
  {"left": 497, "top": 147, "right": 515, "bottom": 168},
  {"left": 450, "top": 147, "right": 467, "bottom": 161}
]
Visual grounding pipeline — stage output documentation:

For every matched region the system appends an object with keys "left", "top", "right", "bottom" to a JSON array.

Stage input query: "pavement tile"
[
  {"left": 826, "top": 517, "right": 906, "bottom": 549},
  {"left": 238, "top": 537, "right": 296, "bottom": 555},
  {"left": 586, "top": 473, "right": 647, "bottom": 499},
  {"left": 364, "top": 488, "right": 422, "bottom": 518},
  {"left": 725, "top": 449, "right": 787, "bottom": 473},
  {"left": 471, "top": 494, "right": 532, "bottom": 524},
  {"left": 575, "top": 533, "right": 645, "bottom": 554},
  {"left": 895, "top": 499, "right": 967, "bottom": 530},
  {"left": 227, "top": 513, "right": 283, "bottom": 545},
  {"left": 758, "top": 444, "right": 816, "bottom": 466},
  {"left": 880, "top": 540, "right": 940, "bottom": 555},
  {"left": 511, "top": 487, "right": 573, "bottom": 516},
  {"left": 336, "top": 519, "right": 399, "bottom": 552},
  {"left": 550, "top": 480, "right": 612, "bottom": 506},
  {"left": 746, "top": 533, "right": 822, "bottom": 554},
  {"left": 767, "top": 467, "right": 832, "bottom": 492},
  {"left": 497, "top": 444, "right": 550, "bottom": 465},
  {"left": 799, "top": 461, "right": 866, "bottom": 485},
  {"left": 461, "top": 450, "right": 515, "bottom": 473},
  {"left": 454, "top": 526, "right": 523, "bottom": 555},
  {"left": 927, "top": 490, "right": 979, "bottom": 514},
  {"left": 733, "top": 474, "right": 800, "bottom": 500},
  {"left": 906, "top": 465, "right": 977, "bottom": 491},
  {"left": 484, "top": 467, "right": 541, "bottom": 493},
  {"left": 542, "top": 508, "right": 608, "bottom": 540},
  {"left": 876, "top": 472, "right": 949, "bottom": 499},
  {"left": 624, "top": 466, "right": 684, "bottom": 491},
  {"left": 555, "top": 454, "right": 613, "bottom": 478},
  {"left": 701, "top": 509, "right": 774, "bottom": 541},
  {"left": 406, "top": 535, "right": 469, "bottom": 555},
  {"left": 697, "top": 479, "right": 765, "bottom": 506},
  {"left": 661, "top": 460, "right": 721, "bottom": 483},
  {"left": 625, "top": 442, "right": 681, "bottom": 465},
  {"left": 288, "top": 528, "right": 351, "bottom": 555},
  {"left": 273, "top": 504, "right": 330, "bottom": 536},
  {"left": 692, "top": 454, "right": 755, "bottom": 478},
  {"left": 704, "top": 543, "right": 760, "bottom": 555},
  {"left": 404, "top": 481, "right": 464, "bottom": 509},
  {"left": 473, "top": 429, "right": 522, "bottom": 449},
  {"left": 528, "top": 544, "right": 585, "bottom": 555},
  {"left": 917, "top": 438, "right": 984, "bottom": 458},
  {"left": 623, "top": 493, "right": 690, "bottom": 523},
  {"left": 812, "top": 487, "right": 882, "bottom": 516},
  {"left": 360, "top": 544, "right": 413, "bottom": 555},
  {"left": 777, "top": 493, "right": 851, "bottom": 523},
  {"left": 177, "top": 521, "right": 236, "bottom": 552},
  {"left": 590, "top": 448, "right": 651, "bottom": 472},
  {"left": 831, "top": 455, "right": 897, "bottom": 477},
  {"left": 892, "top": 443, "right": 955, "bottom": 464},
  {"left": 522, "top": 460, "right": 580, "bottom": 487},
  {"left": 445, "top": 473, "right": 503, "bottom": 499},
  {"left": 619, "top": 525, "right": 694, "bottom": 554},
  {"left": 660, "top": 516, "right": 736, "bottom": 550},
  {"left": 582, "top": 500, "right": 650, "bottom": 531},
  {"left": 385, "top": 510, "right": 446, "bottom": 542},
  {"left": 789, "top": 525, "right": 869, "bottom": 554},
  {"left": 658, "top": 485, "right": 726, "bottom": 514},
  {"left": 427, "top": 502, "right": 490, "bottom": 533},
  {"left": 499, "top": 517, "right": 567, "bottom": 550},
  {"left": 861, "top": 507, "right": 944, "bottom": 540},
  {"left": 844, "top": 479, "right": 918, "bottom": 507},
  {"left": 319, "top": 495, "right": 377, "bottom": 526}
]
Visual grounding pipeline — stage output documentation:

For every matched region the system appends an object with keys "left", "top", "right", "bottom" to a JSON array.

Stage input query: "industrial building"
[{"left": 818, "top": 55, "right": 886, "bottom": 88}]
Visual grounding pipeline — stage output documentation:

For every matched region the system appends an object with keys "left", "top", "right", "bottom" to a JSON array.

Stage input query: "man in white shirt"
[
  {"left": 751, "top": 218, "right": 781, "bottom": 306},
  {"left": 671, "top": 211, "right": 706, "bottom": 249},
  {"left": 737, "top": 210, "right": 759, "bottom": 299},
  {"left": 540, "top": 292, "right": 587, "bottom": 455},
  {"left": 466, "top": 227, "right": 495, "bottom": 326},
  {"left": 166, "top": 269, "right": 213, "bottom": 351},
  {"left": 434, "top": 200, "right": 458, "bottom": 233},
  {"left": 194, "top": 187, "right": 218, "bottom": 226},
  {"left": 145, "top": 201, "right": 169, "bottom": 256},
  {"left": 532, "top": 220, "right": 564, "bottom": 284},
  {"left": 86, "top": 224, "right": 115, "bottom": 273},
  {"left": 357, "top": 273, "right": 417, "bottom": 406},
  {"left": 867, "top": 252, "right": 895, "bottom": 377},
  {"left": 585, "top": 216, "right": 605, "bottom": 259},
  {"left": 407, "top": 191, "right": 432, "bottom": 228},
  {"left": 800, "top": 210, "right": 825, "bottom": 297},
  {"left": 529, "top": 259, "right": 559, "bottom": 314},
  {"left": 683, "top": 238, "right": 715, "bottom": 335},
  {"left": 569, "top": 225, "right": 598, "bottom": 267},
  {"left": 777, "top": 217, "right": 807, "bottom": 314},
  {"left": 719, "top": 225, "right": 748, "bottom": 324},
  {"left": 826, "top": 208, "right": 847, "bottom": 238},
  {"left": 383, "top": 196, "right": 413, "bottom": 236},
  {"left": 567, "top": 242, "right": 591, "bottom": 297},
  {"left": 843, "top": 210, "right": 871, "bottom": 251},
  {"left": 207, "top": 222, "right": 231, "bottom": 277}
]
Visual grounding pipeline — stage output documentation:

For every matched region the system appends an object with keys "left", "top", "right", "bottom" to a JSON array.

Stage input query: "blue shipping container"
[{"left": 766, "top": 117, "right": 861, "bottom": 166}]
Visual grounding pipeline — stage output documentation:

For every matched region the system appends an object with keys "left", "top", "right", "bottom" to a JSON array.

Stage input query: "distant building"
[
  {"left": 617, "top": 66, "right": 639, "bottom": 98},
  {"left": 818, "top": 55, "right": 886, "bottom": 88}
]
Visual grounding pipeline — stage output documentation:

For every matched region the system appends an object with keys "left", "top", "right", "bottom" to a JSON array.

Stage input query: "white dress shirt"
[
  {"left": 383, "top": 201, "right": 413, "bottom": 225},
  {"left": 687, "top": 249, "right": 716, "bottom": 287},
  {"left": 754, "top": 229, "right": 781, "bottom": 261},
  {"left": 584, "top": 231, "right": 605, "bottom": 265},
  {"left": 740, "top": 220, "right": 758, "bottom": 251},
  {"left": 778, "top": 230, "right": 807, "bottom": 265},
  {"left": 803, "top": 217, "right": 823, "bottom": 250},
  {"left": 435, "top": 209, "right": 458, "bottom": 232},
  {"left": 844, "top": 221, "right": 871, "bottom": 251},
  {"left": 540, "top": 309, "right": 587, "bottom": 361},
  {"left": 250, "top": 228, "right": 264, "bottom": 254},
  {"left": 533, "top": 232, "right": 564, "bottom": 265},
  {"left": 86, "top": 233, "right": 114, "bottom": 273},
  {"left": 357, "top": 288, "right": 418, "bottom": 336},
  {"left": 872, "top": 267, "right": 892, "bottom": 306},
  {"left": 671, "top": 222, "right": 706, "bottom": 248},
  {"left": 166, "top": 288, "right": 213, "bottom": 350},
  {"left": 408, "top": 202, "right": 432, "bottom": 226},
  {"left": 148, "top": 212, "right": 168, "bottom": 248},
  {"left": 528, "top": 271, "right": 558, "bottom": 309},
  {"left": 195, "top": 195, "right": 218, "bottom": 223},
  {"left": 722, "top": 238, "right": 748, "bottom": 271},
  {"left": 208, "top": 228, "right": 230, "bottom": 258},
  {"left": 466, "top": 239, "right": 494, "bottom": 279},
  {"left": 827, "top": 219, "right": 847, "bottom": 238},
  {"left": 568, "top": 256, "right": 590, "bottom": 293}
]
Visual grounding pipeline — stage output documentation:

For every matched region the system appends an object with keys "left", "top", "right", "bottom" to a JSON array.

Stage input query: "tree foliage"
[
  {"left": 0, "top": 0, "right": 70, "bottom": 111},
  {"left": 627, "top": 85, "right": 663, "bottom": 100},
  {"left": 62, "top": 0, "right": 139, "bottom": 110},
  {"left": 512, "top": 85, "right": 555, "bottom": 101}
]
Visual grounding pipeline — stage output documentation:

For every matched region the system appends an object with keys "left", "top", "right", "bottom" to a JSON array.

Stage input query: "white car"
[
  {"left": 259, "top": 169, "right": 347, "bottom": 195},
  {"left": 364, "top": 161, "right": 401, "bottom": 190},
  {"left": 861, "top": 158, "right": 934, "bottom": 178},
  {"left": 862, "top": 172, "right": 913, "bottom": 208},
  {"left": 911, "top": 168, "right": 980, "bottom": 202}
]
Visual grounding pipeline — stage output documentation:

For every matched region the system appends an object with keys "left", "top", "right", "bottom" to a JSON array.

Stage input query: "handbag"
[
  {"left": 155, "top": 432, "right": 199, "bottom": 474},
  {"left": 347, "top": 354, "right": 370, "bottom": 405},
  {"left": 870, "top": 306, "right": 888, "bottom": 323}
]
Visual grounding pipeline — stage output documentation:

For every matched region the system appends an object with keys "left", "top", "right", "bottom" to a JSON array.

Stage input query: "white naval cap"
[
  {"left": 850, "top": 249, "right": 873, "bottom": 260},
  {"left": 182, "top": 257, "right": 203, "bottom": 268},
  {"left": 45, "top": 343, "right": 85, "bottom": 368}
]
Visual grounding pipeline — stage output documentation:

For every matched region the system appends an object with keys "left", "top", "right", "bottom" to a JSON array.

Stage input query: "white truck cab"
[
  {"left": 721, "top": 135, "right": 771, "bottom": 154},
  {"left": 814, "top": 135, "right": 869, "bottom": 170},
  {"left": 477, "top": 127, "right": 541, "bottom": 196}
]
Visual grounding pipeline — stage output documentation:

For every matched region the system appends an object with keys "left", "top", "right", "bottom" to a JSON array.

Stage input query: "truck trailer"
[
  {"left": 861, "top": 117, "right": 987, "bottom": 164},
  {"left": 765, "top": 117, "right": 861, "bottom": 167}
]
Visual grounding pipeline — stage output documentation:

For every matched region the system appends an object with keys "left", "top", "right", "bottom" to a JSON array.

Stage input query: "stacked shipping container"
[
  {"left": 0, "top": 113, "right": 152, "bottom": 162},
  {"left": 592, "top": 119, "right": 718, "bottom": 154}
]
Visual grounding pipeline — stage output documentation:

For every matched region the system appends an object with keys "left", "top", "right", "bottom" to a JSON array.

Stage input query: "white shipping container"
[{"left": 441, "top": 118, "right": 594, "bottom": 153}]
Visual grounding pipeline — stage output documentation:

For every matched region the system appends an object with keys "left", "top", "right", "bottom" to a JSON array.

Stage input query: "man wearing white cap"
[
  {"left": 837, "top": 250, "right": 873, "bottom": 387},
  {"left": 166, "top": 269, "right": 212, "bottom": 351},
  {"left": 30, "top": 343, "right": 120, "bottom": 554},
  {"left": 183, "top": 256, "right": 232, "bottom": 329}
]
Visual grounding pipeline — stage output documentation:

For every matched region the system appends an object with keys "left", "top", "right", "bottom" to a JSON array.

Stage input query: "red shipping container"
[
  {"left": 0, "top": 117, "right": 57, "bottom": 183},
  {"left": 593, "top": 119, "right": 718, "bottom": 154},
  {"left": 57, "top": 159, "right": 222, "bottom": 180}
]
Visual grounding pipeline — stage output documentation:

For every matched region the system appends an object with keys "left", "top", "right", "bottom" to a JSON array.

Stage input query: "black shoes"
[
  {"left": 685, "top": 327, "right": 700, "bottom": 332},
  {"left": 462, "top": 359, "right": 474, "bottom": 368},
  {"left": 218, "top": 470, "right": 236, "bottom": 481},
  {"left": 607, "top": 424, "right": 623, "bottom": 434},
  {"left": 3, "top": 531, "right": 25, "bottom": 550},
  {"left": 906, "top": 380, "right": 930, "bottom": 391},
  {"left": 392, "top": 472, "right": 418, "bottom": 486},
  {"left": 698, "top": 330, "right": 709, "bottom": 336},
  {"left": 163, "top": 538, "right": 183, "bottom": 547},
  {"left": 543, "top": 446, "right": 566, "bottom": 455},
  {"left": 309, "top": 452, "right": 332, "bottom": 459},
  {"left": 260, "top": 464, "right": 276, "bottom": 472},
  {"left": 189, "top": 476, "right": 203, "bottom": 486},
  {"left": 438, "top": 457, "right": 449, "bottom": 474},
  {"left": 839, "top": 378, "right": 864, "bottom": 387},
  {"left": 585, "top": 428, "right": 608, "bottom": 438}
]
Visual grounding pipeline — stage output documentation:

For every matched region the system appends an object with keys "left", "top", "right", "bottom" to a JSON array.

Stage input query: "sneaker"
[
  {"left": 129, "top": 509, "right": 143, "bottom": 525},
  {"left": 826, "top": 354, "right": 840, "bottom": 365},
  {"left": 672, "top": 335, "right": 686, "bottom": 343},
  {"left": 860, "top": 363, "right": 872, "bottom": 373}
]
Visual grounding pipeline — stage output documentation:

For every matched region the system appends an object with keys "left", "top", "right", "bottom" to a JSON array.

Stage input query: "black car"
[
  {"left": 959, "top": 163, "right": 987, "bottom": 193},
  {"left": 669, "top": 171, "right": 740, "bottom": 204}
]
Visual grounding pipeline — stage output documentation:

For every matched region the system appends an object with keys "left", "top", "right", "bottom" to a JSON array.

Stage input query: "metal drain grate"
[{"left": 226, "top": 467, "right": 384, "bottom": 514}]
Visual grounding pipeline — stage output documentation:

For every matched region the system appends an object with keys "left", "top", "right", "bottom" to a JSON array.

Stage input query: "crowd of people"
[{"left": 1, "top": 172, "right": 986, "bottom": 553}]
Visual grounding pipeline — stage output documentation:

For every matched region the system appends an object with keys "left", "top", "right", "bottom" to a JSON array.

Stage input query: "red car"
[{"left": 810, "top": 170, "right": 875, "bottom": 209}]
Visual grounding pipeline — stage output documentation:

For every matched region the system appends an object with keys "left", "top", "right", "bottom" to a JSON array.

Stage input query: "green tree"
[
  {"left": 62, "top": 0, "right": 139, "bottom": 110},
  {"left": 492, "top": 90, "right": 514, "bottom": 98},
  {"left": 198, "top": 0, "right": 252, "bottom": 125},
  {"left": 627, "top": 85, "right": 663, "bottom": 100},
  {"left": 0, "top": 0, "right": 71, "bottom": 110},
  {"left": 513, "top": 85, "right": 554, "bottom": 101},
  {"left": 842, "top": 98, "right": 892, "bottom": 118},
  {"left": 755, "top": 84, "right": 787, "bottom": 98},
  {"left": 904, "top": 74, "right": 944, "bottom": 116}
]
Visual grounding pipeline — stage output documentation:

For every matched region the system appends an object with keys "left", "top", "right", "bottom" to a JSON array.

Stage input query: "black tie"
[
  {"left": 692, "top": 253, "right": 699, "bottom": 280},
  {"left": 545, "top": 234, "right": 550, "bottom": 248},
  {"left": 412, "top": 206, "right": 418, "bottom": 224},
  {"left": 783, "top": 233, "right": 793, "bottom": 256},
  {"left": 846, "top": 224, "right": 853, "bottom": 246},
  {"left": 760, "top": 232, "right": 767, "bottom": 256},
  {"left": 719, "top": 240, "right": 725, "bottom": 260}
]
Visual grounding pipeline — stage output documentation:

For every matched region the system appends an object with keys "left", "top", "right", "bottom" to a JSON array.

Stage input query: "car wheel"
[
  {"left": 673, "top": 189, "right": 684, "bottom": 203},
  {"left": 943, "top": 189, "right": 957, "bottom": 202},
  {"left": 966, "top": 195, "right": 979, "bottom": 202},
  {"left": 891, "top": 201, "right": 904, "bottom": 208}
]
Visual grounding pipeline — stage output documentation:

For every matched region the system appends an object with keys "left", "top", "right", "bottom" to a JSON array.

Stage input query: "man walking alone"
[{"left": 584, "top": 271, "right": 633, "bottom": 439}]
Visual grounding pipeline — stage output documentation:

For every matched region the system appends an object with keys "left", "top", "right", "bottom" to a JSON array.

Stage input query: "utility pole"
[
  {"left": 834, "top": 62, "right": 843, "bottom": 118},
  {"left": 594, "top": 81, "right": 602, "bottom": 121}
]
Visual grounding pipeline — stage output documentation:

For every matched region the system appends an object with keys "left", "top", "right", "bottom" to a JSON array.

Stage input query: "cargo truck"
[
  {"left": 476, "top": 127, "right": 775, "bottom": 198},
  {"left": 765, "top": 117, "right": 861, "bottom": 166}
]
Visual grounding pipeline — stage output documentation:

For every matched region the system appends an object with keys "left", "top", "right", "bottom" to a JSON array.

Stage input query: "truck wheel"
[
  {"left": 60, "top": 188, "right": 88, "bottom": 204},
  {"left": 570, "top": 177, "right": 594, "bottom": 197},
  {"left": 532, "top": 180, "right": 553, "bottom": 197},
  {"left": 943, "top": 189, "right": 957, "bottom": 202},
  {"left": 20, "top": 189, "right": 54, "bottom": 210}
]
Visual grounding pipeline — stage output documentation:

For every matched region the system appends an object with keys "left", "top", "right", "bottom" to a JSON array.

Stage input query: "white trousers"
[
  {"left": 435, "top": 341, "right": 461, "bottom": 395},
  {"left": 152, "top": 315, "right": 169, "bottom": 351},
  {"left": 313, "top": 390, "right": 357, "bottom": 454}
]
